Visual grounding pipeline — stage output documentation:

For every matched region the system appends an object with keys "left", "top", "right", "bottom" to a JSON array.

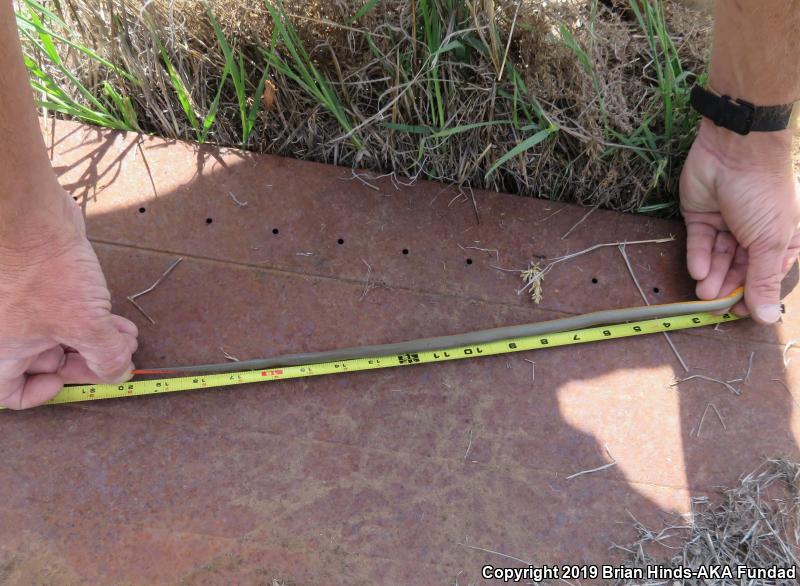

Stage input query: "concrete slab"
[{"left": 0, "top": 118, "right": 798, "bottom": 584}]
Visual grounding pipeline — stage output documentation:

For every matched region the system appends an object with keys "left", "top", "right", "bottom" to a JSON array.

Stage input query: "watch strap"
[{"left": 690, "top": 85, "right": 794, "bottom": 135}]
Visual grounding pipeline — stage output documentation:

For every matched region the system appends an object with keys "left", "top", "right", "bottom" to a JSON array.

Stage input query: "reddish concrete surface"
[{"left": 1, "top": 119, "right": 799, "bottom": 584}]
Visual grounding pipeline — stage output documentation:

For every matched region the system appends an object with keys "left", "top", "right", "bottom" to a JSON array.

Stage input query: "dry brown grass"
[{"left": 613, "top": 458, "right": 800, "bottom": 585}]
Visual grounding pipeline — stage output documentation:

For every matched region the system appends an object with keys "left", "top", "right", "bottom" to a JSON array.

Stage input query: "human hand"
[
  {"left": 0, "top": 185, "right": 138, "bottom": 409},
  {"left": 680, "top": 119, "right": 800, "bottom": 324}
]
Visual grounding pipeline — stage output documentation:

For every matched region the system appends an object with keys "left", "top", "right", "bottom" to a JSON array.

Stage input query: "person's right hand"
[
  {"left": 680, "top": 119, "right": 800, "bottom": 323},
  {"left": 0, "top": 184, "right": 138, "bottom": 409}
]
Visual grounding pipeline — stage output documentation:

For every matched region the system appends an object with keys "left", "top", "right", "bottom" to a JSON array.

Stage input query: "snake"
[{"left": 137, "top": 287, "right": 744, "bottom": 375}]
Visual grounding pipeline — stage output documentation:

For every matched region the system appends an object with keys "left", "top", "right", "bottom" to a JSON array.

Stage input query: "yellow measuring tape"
[{"left": 36, "top": 310, "right": 740, "bottom": 407}]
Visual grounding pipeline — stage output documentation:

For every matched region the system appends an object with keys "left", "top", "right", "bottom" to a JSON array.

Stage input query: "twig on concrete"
[
  {"left": 560, "top": 205, "right": 598, "bottom": 240},
  {"left": 360, "top": 258, "right": 375, "bottom": 300},
  {"left": 744, "top": 351, "right": 755, "bottom": 384},
  {"left": 566, "top": 461, "right": 617, "bottom": 481},
  {"left": 458, "top": 243, "right": 499, "bottom": 263},
  {"left": 710, "top": 404, "right": 727, "bottom": 430},
  {"left": 464, "top": 428, "right": 473, "bottom": 460},
  {"left": 524, "top": 359, "right": 535, "bottom": 387},
  {"left": 468, "top": 185, "right": 480, "bottom": 225},
  {"left": 618, "top": 244, "right": 689, "bottom": 372},
  {"left": 228, "top": 191, "right": 248, "bottom": 207},
  {"left": 696, "top": 403, "right": 726, "bottom": 438},
  {"left": 220, "top": 347, "right": 240, "bottom": 362},
  {"left": 783, "top": 338, "right": 800, "bottom": 369},
  {"left": 672, "top": 374, "right": 741, "bottom": 396},
  {"left": 342, "top": 169, "right": 380, "bottom": 191},
  {"left": 489, "top": 264, "right": 524, "bottom": 273},
  {"left": 534, "top": 205, "right": 566, "bottom": 224},
  {"left": 448, "top": 190, "right": 466, "bottom": 207},
  {"left": 127, "top": 257, "right": 183, "bottom": 324},
  {"left": 517, "top": 236, "right": 675, "bottom": 296},
  {"left": 566, "top": 445, "right": 617, "bottom": 480}
]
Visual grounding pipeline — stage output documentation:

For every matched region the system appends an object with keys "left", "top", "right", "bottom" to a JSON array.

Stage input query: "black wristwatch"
[{"left": 689, "top": 85, "right": 795, "bottom": 135}]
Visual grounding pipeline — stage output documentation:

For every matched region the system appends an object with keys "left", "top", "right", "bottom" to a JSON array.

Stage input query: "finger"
[
  {"left": 110, "top": 315, "right": 138, "bottom": 355},
  {"left": 745, "top": 238, "right": 788, "bottom": 324},
  {"left": 684, "top": 220, "right": 718, "bottom": 281},
  {"left": 57, "top": 352, "right": 111, "bottom": 384},
  {"left": 696, "top": 231, "right": 737, "bottom": 300},
  {"left": 64, "top": 315, "right": 135, "bottom": 383},
  {"left": 111, "top": 314, "right": 139, "bottom": 339},
  {"left": 0, "top": 373, "right": 63, "bottom": 410},
  {"left": 716, "top": 246, "right": 748, "bottom": 315},
  {"left": 114, "top": 330, "right": 138, "bottom": 356},
  {"left": 27, "top": 346, "right": 66, "bottom": 375}
]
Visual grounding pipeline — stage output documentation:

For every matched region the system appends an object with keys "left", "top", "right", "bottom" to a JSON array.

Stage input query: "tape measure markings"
[{"left": 34, "top": 310, "right": 740, "bottom": 407}]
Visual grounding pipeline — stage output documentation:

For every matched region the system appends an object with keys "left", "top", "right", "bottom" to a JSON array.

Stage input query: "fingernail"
[{"left": 755, "top": 304, "right": 782, "bottom": 324}]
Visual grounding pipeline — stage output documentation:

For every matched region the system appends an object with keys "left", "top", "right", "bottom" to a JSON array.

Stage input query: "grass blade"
[
  {"left": 485, "top": 126, "right": 557, "bottom": 178},
  {"left": 430, "top": 120, "right": 512, "bottom": 139},
  {"left": 350, "top": 0, "right": 381, "bottom": 24},
  {"left": 156, "top": 39, "right": 200, "bottom": 135}
]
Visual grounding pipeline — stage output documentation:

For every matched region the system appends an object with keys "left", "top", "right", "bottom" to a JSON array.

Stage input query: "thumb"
[
  {"left": 64, "top": 314, "right": 135, "bottom": 383},
  {"left": 745, "top": 237, "right": 787, "bottom": 324}
]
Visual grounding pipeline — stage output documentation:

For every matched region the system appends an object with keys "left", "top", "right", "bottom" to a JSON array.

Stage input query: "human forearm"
[
  {"left": 0, "top": 0, "right": 61, "bottom": 238},
  {"left": 710, "top": 1, "right": 800, "bottom": 104},
  {"left": 698, "top": 2, "right": 800, "bottom": 168}
]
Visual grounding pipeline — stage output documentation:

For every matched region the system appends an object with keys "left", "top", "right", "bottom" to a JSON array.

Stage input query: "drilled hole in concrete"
[
  {"left": 206, "top": 218, "right": 213, "bottom": 224},
  {"left": 591, "top": 277, "right": 598, "bottom": 284},
  {"left": 402, "top": 248, "right": 409, "bottom": 255},
  {"left": 653, "top": 287, "right": 660, "bottom": 294},
  {"left": 272, "top": 228, "right": 279, "bottom": 235},
  {"left": 337, "top": 238, "right": 344, "bottom": 245},
  {"left": 466, "top": 258, "right": 473, "bottom": 265},
  {"left": 138, "top": 207, "right": 146, "bottom": 213}
]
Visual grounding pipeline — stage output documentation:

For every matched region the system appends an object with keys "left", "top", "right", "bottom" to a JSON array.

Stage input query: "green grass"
[
  {"left": 17, "top": 0, "right": 139, "bottom": 131},
  {"left": 155, "top": 37, "right": 202, "bottom": 138},
  {"left": 350, "top": 0, "right": 382, "bottom": 24},
  {"left": 377, "top": 0, "right": 557, "bottom": 179},
  {"left": 262, "top": 0, "right": 362, "bottom": 149},
  {"left": 206, "top": 6, "right": 272, "bottom": 146},
  {"left": 626, "top": 0, "right": 699, "bottom": 207},
  {"left": 559, "top": 0, "right": 699, "bottom": 212}
]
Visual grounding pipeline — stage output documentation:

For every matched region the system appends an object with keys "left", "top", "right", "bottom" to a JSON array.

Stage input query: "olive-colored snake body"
[{"left": 142, "top": 288, "right": 744, "bottom": 375}]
